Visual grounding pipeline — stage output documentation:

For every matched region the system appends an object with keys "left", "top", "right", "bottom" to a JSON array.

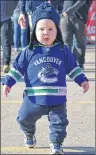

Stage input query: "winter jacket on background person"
[
  {"left": 62, "top": 0, "right": 92, "bottom": 24},
  {"left": 1, "top": 0, "right": 18, "bottom": 22},
  {"left": 19, "top": 0, "right": 64, "bottom": 14}
]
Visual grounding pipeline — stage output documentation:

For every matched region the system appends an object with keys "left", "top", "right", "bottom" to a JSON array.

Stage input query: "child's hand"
[
  {"left": 81, "top": 81, "right": 89, "bottom": 93},
  {"left": 3, "top": 85, "right": 11, "bottom": 97}
]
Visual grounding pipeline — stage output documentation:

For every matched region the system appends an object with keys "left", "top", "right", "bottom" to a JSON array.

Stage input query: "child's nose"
[{"left": 44, "top": 30, "right": 48, "bottom": 34}]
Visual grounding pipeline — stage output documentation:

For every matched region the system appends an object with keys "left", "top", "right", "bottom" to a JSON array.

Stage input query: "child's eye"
[
  {"left": 49, "top": 28, "right": 53, "bottom": 31},
  {"left": 39, "top": 28, "right": 44, "bottom": 31}
]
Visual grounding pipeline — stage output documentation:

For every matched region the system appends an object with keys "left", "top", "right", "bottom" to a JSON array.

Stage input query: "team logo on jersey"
[{"left": 38, "top": 63, "right": 59, "bottom": 83}]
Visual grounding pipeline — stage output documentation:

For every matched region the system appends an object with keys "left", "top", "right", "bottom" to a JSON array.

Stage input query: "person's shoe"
[
  {"left": 24, "top": 134, "right": 36, "bottom": 148},
  {"left": 50, "top": 143, "right": 64, "bottom": 154},
  {"left": 3, "top": 65, "right": 10, "bottom": 73}
]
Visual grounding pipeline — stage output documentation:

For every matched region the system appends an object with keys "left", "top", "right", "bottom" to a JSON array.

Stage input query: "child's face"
[{"left": 35, "top": 19, "right": 57, "bottom": 46}]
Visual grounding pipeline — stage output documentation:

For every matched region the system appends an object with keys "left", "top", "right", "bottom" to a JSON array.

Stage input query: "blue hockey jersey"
[{"left": 3, "top": 43, "right": 88, "bottom": 106}]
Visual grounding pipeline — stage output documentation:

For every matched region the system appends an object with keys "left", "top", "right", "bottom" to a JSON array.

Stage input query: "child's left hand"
[{"left": 81, "top": 81, "right": 89, "bottom": 93}]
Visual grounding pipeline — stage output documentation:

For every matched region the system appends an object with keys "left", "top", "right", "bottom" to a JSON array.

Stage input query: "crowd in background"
[{"left": 1, "top": 0, "right": 93, "bottom": 73}]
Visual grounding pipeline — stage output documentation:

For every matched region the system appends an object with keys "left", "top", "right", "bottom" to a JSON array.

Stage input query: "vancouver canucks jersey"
[{"left": 4, "top": 43, "right": 88, "bottom": 106}]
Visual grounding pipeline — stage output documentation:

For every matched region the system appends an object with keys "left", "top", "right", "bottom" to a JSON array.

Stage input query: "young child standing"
[{"left": 3, "top": 2, "right": 89, "bottom": 154}]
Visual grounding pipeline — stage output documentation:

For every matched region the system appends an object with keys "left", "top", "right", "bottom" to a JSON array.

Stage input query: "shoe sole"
[
  {"left": 50, "top": 150, "right": 64, "bottom": 154},
  {"left": 24, "top": 138, "right": 36, "bottom": 148},
  {"left": 25, "top": 143, "right": 36, "bottom": 148}
]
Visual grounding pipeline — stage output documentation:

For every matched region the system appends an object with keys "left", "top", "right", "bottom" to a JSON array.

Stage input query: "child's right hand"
[{"left": 3, "top": 85, "right": 11, "bottom": 97}]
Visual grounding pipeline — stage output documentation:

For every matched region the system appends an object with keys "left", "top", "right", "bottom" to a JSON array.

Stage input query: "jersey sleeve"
[
  {"left": 3, "top": 50, "right": 28, "bottom": 88},
  {"left": 64, "top": 45, "right": 88, "bottom": 86}
]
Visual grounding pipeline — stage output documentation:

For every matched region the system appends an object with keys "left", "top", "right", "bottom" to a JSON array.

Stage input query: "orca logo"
[{"left": 38, "top": 63, "right": 59, "bottom": 83}]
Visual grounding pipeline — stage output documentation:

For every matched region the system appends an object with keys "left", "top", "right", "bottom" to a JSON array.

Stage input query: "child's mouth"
[{"left": 44, "top": 38, "right": 49, "bottom": 41}]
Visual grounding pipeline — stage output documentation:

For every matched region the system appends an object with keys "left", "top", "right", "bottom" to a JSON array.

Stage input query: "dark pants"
[
  {"left": 0, "top": 19, "right": 12, "bottom": 65},
  {"left": 60, "top": 17, "right": 86, "bottom": 65},
  {"left": 17, "top": 95, "right": 69, "bottom": 144}
]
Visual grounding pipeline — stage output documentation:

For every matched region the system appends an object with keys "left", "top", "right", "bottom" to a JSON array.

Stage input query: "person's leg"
[
  {"left": 27, "top": 14, "right": 33, "bottom": 43},
  {"left": 28, "top": 14, "right": 32, "bottom": 30},
  {"left": 17, "top": 94, "right": 47, "bottom": 147},
  {"left": 13, "top": 14, "right": 20, "bottom": 51},
  {"left": 48, "top": 103, "right": 68, "bottom": 144},
  {"left": 20, "top": 16, "right": 28, "bottom": 49},
  {"left": 72, "top": 34, "right": 77, "bottom": 51},
  {"left": 60, "top": 16, "right": 73, "bottom": 50},
  {"left": 73, "top": 18, "right": 86, "bottom": 67},
  {"left": 48, "top": 103, "right": 69, "bottom": 154},
  {"left": 1, "top": 19, "right": 12, "bottom": 72}
]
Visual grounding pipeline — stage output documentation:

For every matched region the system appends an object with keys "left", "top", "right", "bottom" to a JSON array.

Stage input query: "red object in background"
[{"left": 85, "top": 0, "right": 96, "bottom": 36}]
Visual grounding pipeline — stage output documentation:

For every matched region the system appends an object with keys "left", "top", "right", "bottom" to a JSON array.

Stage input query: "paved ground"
[{"left": 1, "top": 44, "right": 95, "bottom": 155}]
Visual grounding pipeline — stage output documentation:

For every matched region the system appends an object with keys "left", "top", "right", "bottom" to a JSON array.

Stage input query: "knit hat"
[
  {"left": 32, "top": 2, "right": 60, "bottom": 29},
  {"left": 29, "top": 2, "right": 64, "bottom": 49}
]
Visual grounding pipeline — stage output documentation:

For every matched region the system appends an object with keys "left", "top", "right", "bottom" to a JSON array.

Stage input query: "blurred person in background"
[
  {"left": 0, "top": 0, "right": 18, "bottom": 73},
  {"left": 12, "top": 0, "right": 28, "bottom": 53},
  {"left": 61, "top": 0, "right": 92, "bottom": 70}
]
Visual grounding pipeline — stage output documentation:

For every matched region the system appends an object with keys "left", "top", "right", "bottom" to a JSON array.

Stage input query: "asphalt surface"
[{"left": 1, "top": 44, "right": 95, "bottom": 154}]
